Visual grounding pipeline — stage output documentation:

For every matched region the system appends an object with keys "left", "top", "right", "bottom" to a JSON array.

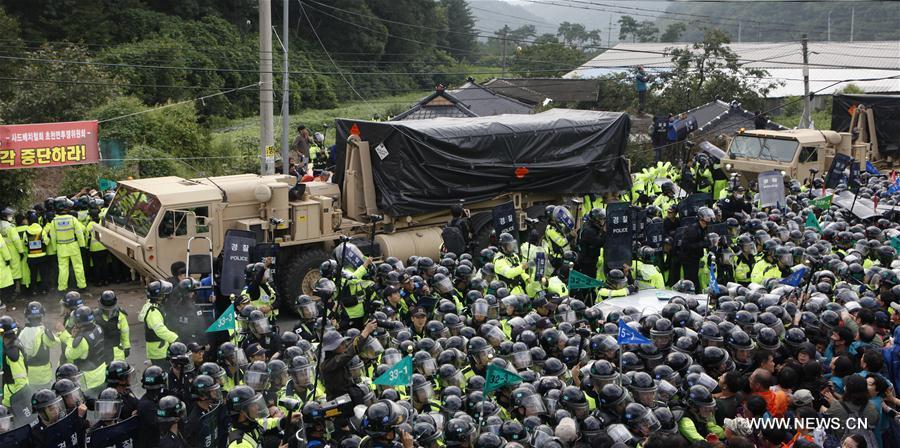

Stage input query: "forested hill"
[
  {"left": 0, "top": 0, "right": 482, "bottom": 121},
  {"left": 663, "top": 1, "right": 900, "bottom": 42}
]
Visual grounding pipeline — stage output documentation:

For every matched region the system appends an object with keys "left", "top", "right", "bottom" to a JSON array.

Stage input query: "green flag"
[
  {"left": 891, "top": 236, "right": 900, "bottom": 253},
  {"left": 812, "top": 194, "right": 832, "bottom": 210},
  {"left": 804, "top": 212, "right": 821, "bottom": 232},
  {"left": 373, "top": 356, "right": 412, "bottom": 386},
  {"left": 567, "top": 270, "right": 604, "bottom": 291},
  {"left": 206, "top": 304, "right": 236, "bottom": 332},
  {"left": 98, "top": 178, "right": 117, "bottom": 192},
  {"left": 483, "top": 363, "right": 523, "bottom": 395}
]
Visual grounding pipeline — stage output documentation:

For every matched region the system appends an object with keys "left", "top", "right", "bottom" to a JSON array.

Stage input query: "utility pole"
[
  {"left": 799, "top": 34, "right": 812, "bottom": 129},
  {"left": 827, "top": 10, "right": 832, "bottom": 42},
  {"left": 259, "top": 0, "right": 275, "bottom": 175},
  {"left": 280, "top": 0, "right": 290, "bottom": 175},
  {"left": 501, "top": 25, "right": 508, "bottom": 78},
  {"left": 850, "top": 7, "right": 855, "bottom": 42},
  {"left": 608, "top": 15, "right": 612, "bottom": 47},
  {"left": 738, "top": 21, "right": 742, "bottom": 43}
]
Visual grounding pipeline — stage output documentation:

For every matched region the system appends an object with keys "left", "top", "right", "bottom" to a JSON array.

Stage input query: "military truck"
[
  {"left": 721, "top": 128, "right": 870, "bottom": 184},
  {"left": 92, "top": 109, "right": 631, "bottom": 301}
]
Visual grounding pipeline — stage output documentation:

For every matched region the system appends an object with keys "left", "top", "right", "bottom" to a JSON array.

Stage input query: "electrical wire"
[
  {"left": 646, "top": 73, "right": 900, "bottom": 154},
  {"left": 97, "top": 83, "right": 260, "bottom": 123}
]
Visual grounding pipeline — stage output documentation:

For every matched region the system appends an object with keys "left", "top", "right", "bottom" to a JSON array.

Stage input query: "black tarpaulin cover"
[
  {"left": 334, "top": 109, "right": 631, "bottom": 217},
  {"left": 832, "top": 94, "right": 900, "bottom": 156}
]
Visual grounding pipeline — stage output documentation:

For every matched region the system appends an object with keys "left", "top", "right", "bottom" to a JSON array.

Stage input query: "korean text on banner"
[{"left": 0, "top": 121, "right": 99, "bottom": 169}]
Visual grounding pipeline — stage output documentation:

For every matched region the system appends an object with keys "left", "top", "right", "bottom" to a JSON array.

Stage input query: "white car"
[{"left": 595, "top": 288, "right": 708, "bottom": 316}]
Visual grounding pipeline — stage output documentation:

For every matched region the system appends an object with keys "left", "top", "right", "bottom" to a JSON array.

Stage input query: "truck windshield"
[
  {"left": 729, "top": 136, "right": 798, "bottom": 162},
  {"left": 104, "top": 186, "right": 161, "bottom": 237}
]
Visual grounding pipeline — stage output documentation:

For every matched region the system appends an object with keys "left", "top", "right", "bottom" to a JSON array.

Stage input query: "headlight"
[
  {"left": 724, "top": 163, "right": 733, "bottom": 171},
  {"left": 780, "top": 170, "right": 786, "bottom": 176}
]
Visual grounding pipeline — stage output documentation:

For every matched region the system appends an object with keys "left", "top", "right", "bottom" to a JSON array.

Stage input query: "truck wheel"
[
  {"left": 277, "top": 248, "right": 329, "bottom": 305},
  {"left": 471, "top": 221, "right": 495, "bottom": 253}
]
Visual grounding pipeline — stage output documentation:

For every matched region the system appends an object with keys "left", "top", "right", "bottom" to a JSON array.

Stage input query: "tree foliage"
[
  {"left": 510, "top": 40, "right": 587, "bottom": 78},
  {"left": 618, "top": 16, "right": 639, "bottom": 43},
  {"left": 635, "top": 21, "right": 659, "bottom": 43},
  {"left": 660, "top": 23, "right": 687, "bottom": 43},
  {"left": 656, "top": 29, "right": 781, "bottom": 112},
  {"left": 0, "top": 45, "right": 120, "bottom": 124},
  {"left": 441, "top": 0, "right": 478, "bottom": 61}
]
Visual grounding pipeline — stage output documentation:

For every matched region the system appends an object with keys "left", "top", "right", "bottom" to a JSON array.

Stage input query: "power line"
[
  {"left": 0, "top": 75, "right": 261, "bottom": 91},
  {"left": 647, "top": 73, "right": 900, "bottom": 154},
  {"left": 565, "top": 0, "right": 797, "bottom": 28},
  {"left": 97, "top": 83, "right": 260, "bottom": 123},
  {"left": 302, "top": 1, "right": 893, "bottom": 72}
]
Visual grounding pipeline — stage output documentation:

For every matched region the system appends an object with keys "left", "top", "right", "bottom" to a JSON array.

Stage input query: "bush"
[
  {"left": 90, "top": 97, "right": 217, "bottom": 176},
  {"left": 126, "top": 145, "right": 181, "bottom": 178},
  {"left": 58, "top": 164, "right": 131, "bottom": 197},
  {"left": 0, "top": 170, "right": 35, "bottom": 210}
]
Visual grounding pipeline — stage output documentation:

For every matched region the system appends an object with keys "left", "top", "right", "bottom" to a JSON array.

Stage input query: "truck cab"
[{"left": 723, "top": 129, "right": 868, "bottom": 184}]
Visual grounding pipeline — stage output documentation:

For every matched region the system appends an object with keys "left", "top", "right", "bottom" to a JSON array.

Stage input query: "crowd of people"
[
  {"left": 0, "top": 190, "right": 131, "bottom": 304},
  {"left": 1, "top": 152, "right": 899, "bottom": 448}
]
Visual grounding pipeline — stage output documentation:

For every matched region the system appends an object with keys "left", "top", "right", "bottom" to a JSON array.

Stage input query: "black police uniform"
[
  {"left": 158, "top": 431, "right": 189, "bottom": 448},
  {"left": 576, "top": 221, "right": 604, "bottom": 279},
  {"left": 718, "top": 196, "right": 751, "bottom": 221},
  {"left": 136, "top": 393, "right": 162, "bottom": 448},
  {"left": 293, "top": 320, "right": 319, "bottom": 342},
  {"left": 681, "top": 222, "right": 708, "bottom": 286}
]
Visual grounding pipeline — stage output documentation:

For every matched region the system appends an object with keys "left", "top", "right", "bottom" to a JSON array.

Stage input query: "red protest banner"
[{"left": 0, "top": 120, "right": 99, "bottom": 170}]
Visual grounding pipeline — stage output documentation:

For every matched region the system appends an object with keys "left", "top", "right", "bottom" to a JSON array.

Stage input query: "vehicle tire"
[
  {"left": 471, "top": 219, "right": 495, "bottom": 253},
  {"left": 275, "top": 247, "right": 329, "bottom": 309}
]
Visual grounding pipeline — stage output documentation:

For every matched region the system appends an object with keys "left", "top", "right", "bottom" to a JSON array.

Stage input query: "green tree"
[
  {"left": 511, "top": 41, "right": 587, "bottom": 77},
  {"left": 618, "top": 15, "right": 640, "bottom": 43},
  {"left": 508, "top": 25, "right": 538, "bottom": 44},
  {"left": 0, "top": 45, "right": 120, "bottom": 124},
  {"left": 300, "top": 0, "right": 388, "bottom": 61},
  {"left": 0, "top": 6, "right": 24, "bottom": 98},
  {"left": 586, "top": 29, "right": 603, "bottom": 48},
  {"left": 441, "top": 0, "right": 478, "bottom": 61},
  {"left": 557, "top": 21, "right": 588, "bottom": 47},
  {"left": 89, "top": 96, "right": 212, "bottom": 171},
  {"left": 660, "top": 22, "right": 687, "bottom": 43},
  {"left": 657, "top": 29, "right": 780, "bottom": 112},
  {"left": 635, "top": 21, "right": 659, "bottom": 42}
]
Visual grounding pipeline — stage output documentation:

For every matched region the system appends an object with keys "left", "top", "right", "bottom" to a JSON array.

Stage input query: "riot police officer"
[
  {"left": 64, "top": 306, "right": 112, "bottom": 397},
  {"left": 137, "top": 365, "right": 168, "bottom": 448},
  {"left": 20, "top": 301, "right": 58, "bottom": 391},
  {"left": 157, "top": 395, "right": 189, "bottom": 448},
  {"left": 493, "top": 233, "right": 530, "bottom": 296},
  {"left": 96, "top": 290, "right": 130, "bottom": 361},
  {"left": 240, "top": 262, "right": 278, "bottom": 320},
  {"left": 106, "top": 360, "right": 139, "bottom": 418},
  {"left": 0, "top": 316, "right": 28, "bottom": 408},
  {"left": 359, "top": 399, "right": 414, "bottom": 448},
  {"left": 140, "top": 280, "right": 179, "bottom": 370},
  {"left": 185, "top": 374, "right": 225, "bottom": 447},
  {"left": 225, "top": 385, "right": 300, "bottom": 448},
  {"left": 576, "top": 208, "right": 606, "bottom": 281}
]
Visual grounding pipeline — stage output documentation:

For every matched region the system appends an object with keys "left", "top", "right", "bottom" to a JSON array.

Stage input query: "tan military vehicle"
[
  {"left": 722, "top": 128, "right": 869, "bottom": 184},
  {"left": 92, "top": 109, "right": 631, "bottom": 302}
]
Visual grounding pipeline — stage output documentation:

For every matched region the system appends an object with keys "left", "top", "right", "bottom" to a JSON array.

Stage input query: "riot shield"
[
  {"left": 220, "top": 229, "right": 257, "bottom": 297},
  {"left": 43, "top": 410, "right": 84, "bottom": 448},
  {"left": 86, "top": 415, "right": 140, "bottom": 448},
  {"left": 758, "top": 171, "right": 785, "bottom": 208},
  {"left": 197, "top": 404, "right": 223, "bottom": 448},
  {"left": 604, "top": 202, "right": 633, "bottom": 271},
  {"left": 0, "top": 422, "right": 30, "bottom": 445}
]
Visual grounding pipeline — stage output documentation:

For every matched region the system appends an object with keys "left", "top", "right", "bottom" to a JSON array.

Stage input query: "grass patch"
[{"left": 212, "top": 91, "right": 427, "bottom": 151}]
